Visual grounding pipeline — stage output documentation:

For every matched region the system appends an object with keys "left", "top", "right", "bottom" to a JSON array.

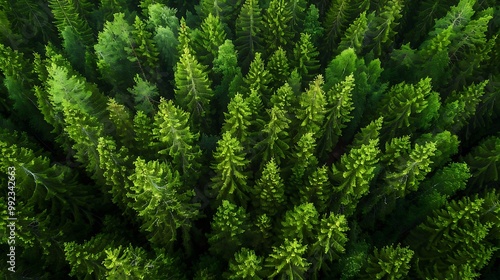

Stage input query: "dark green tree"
[
  {"left": 292, "top": 32, "right": 320, "bottom": 85},
  {"left": 192, "top": 13, "right": 227, "bottom": 68},
  {"left": 464, "top": 136, "right": 500, "bottom": 188},
  {"left": 263, "top": 0, "right": 293, "bottom": 53},
  {"left": 235, "top": 0, "right": 263, "bottom": 69},
  {"left": 360, "top": 244, "right": 414, "bottom": 280},
  {"left": 254, "top": 106, "right": 291, "bottom": 168},
  {"left": 253, "top": 158, "right": 286, "bottom": 216}
]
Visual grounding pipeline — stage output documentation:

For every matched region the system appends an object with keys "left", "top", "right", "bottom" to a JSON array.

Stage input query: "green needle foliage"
[{"left": 1, "top": 0, "right": 499, "bottom": 278}]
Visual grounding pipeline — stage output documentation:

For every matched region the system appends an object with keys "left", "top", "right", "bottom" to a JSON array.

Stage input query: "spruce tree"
[
  {"left": 235, "top": 0, "right": 263, "bottom": 69},
  {"left": 226, "top": 248, "right": 264, "bottom": 280},
  {"left": 361, "top": 244, "right": 414, "bottom": 280},
  {"left": 210, "top": 132, "right": 251, "bottom": 208},
  {"left": 254, "top": 106, "right": 291, "bottom": 168},
  {"left": 263, "top": 0, "right": 293, "bottom": 53},
  {"left": 292, "top": 32, "right": 320, "bottom": 86},
  {"left": 265, "top": 238, "right": 311, "bottom": 279},
  {"left": 253, "top": 158, "right": 286, "bottom": 216}
]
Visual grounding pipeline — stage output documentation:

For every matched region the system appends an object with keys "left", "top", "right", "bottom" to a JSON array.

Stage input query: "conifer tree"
[
  {"left": 128, "top": 157, "right": 199, "bottom": 248},
  {"left": 406, "top": 191, "right": 500, "bottom": 279},
  {"left": 296, "top": 75, "right": 326, "bottom": 139},
  {"left": 332, "top": 138, "right": 381, "bottom": 216},
  {"left": 263, "top": 0, "right": 293, "bottom": 53},
  {"left": 222, "top": 93, "right": 253, "bottom": 145},
  {"left": 153, "top": 99, "right": 202, "bottom": 178},
  {"left": 338, "top": 11, "right": 369, "bottom": 55},
  {"left": 360, "top": 244, "right": 414, "bottom": 280},
  {"left": 464, "top": 136, "right": 500, "bottom": 188},
  {"left": 288, "top": 0, "right": 308, "bottom": 36},
  {"left": 226, "top": 248, "right": 264, "bottom": 280},
  {"left": 129, "top": 15, "right": 159, "bottom": 80},
  {"left": 213, "top": 39, "right": 243, "bottom": 107},
  {"left": 193, "top": 13, "right": 227, "bottom": 68},
  {"left": 293, "top": 32, "right": 320, "bottom": 86},
  {"left": 208, "top": 200, "right": 250, "bottom": 260},
  {"left": 265, "top": 238, "right": 311, "bottom": 279},
  {"left": 128, "top": 74, "right": 159, "bottom": 114},
  {"left": 107, "top": 98, "right": 134, "bottom": 148},
  {"left": 243, "top": 52, "right": 272, "bottom": 103},
  {"left": 438, "top": 80, "right": 488, "bottom": 133},
  {"left": 210, "top": 132, "right": 251, "bottom": 207},
  {"left": 254, "top": 106, "right": 291, "bottom": 168},
  {"left": 174, "top": 46, "right": 214, "bottom": 129},
  {"left": 365, "top": 0, "right": 404, "bottom": 57},
  {"left": 303, "top": 4, "right": 324, "bottom": 45},
  {"left": 300, "top": 166, "right": 331, "bottom": 213},
  {"left": 267, "top": 47, "right": 290, "bottom": 90},
  {"left": 49, "top": 0, "right": 94, "bottom": 44},
  {"left": 270, "top": 82, "right": 296, "bottom": 114},
  {"left": 281, "top": 202, "right": 319, "bottom": 243},
  {"left": 133, "top": 110, "right": 157, "bottom": 158},
  {"left": 309, "top": 213, "right": 349, "bottom": 276},
  {"left": 253, "top": 158, "right": 286, "bottom": 216},
  {"left": 289, "top": 132, "right": 319, "bottom": 199},
  {"left": 94, "top": 13, "right": 137, "bottom": 89},
  {"left": 235, "top": 0, "right": 263, "bottom": 69},
  {"left": 318, "top": 73, "right": 355, "bottom": 156}
]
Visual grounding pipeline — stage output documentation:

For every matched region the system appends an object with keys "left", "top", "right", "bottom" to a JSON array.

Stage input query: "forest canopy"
[{"left": 0, "top": 0, "right": 499, "bottom": 279}]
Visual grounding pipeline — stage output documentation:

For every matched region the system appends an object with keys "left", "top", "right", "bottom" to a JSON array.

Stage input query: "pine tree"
[
  {"left": 287, "top": 0, "right": 308, "bottom": 36},
  {"left": 332, "top": 138, "right": 381, "bottom": 216},
  {"left": 292, "top": 32, "right": 320, "bottom": 86},
  {"left": 129, "top": 15, "right": 159, "bottom": 80},
  {"left": 281, "top": 202, "right": 319, "bottom": 243},
  {"left": 94, "top": 13, "right": 137, "bottom": 89},
  {"left": 128, "top": 157, "right": 199, "bottom": 248},
  {"left": 267, "top": 47, "right": 290, "bottom": 90},
  {"left": 300, "top": 165, "right": 331, "bottom": 213},
  {"left": 361, "top": 244, "right": 414, "bottom": 280},
  {"left": 210, "top": 132, "right": 251, "bottom": 207},
  {"left": 295, "top": 75, "right": 326, "bottom": 139},
  {"left": 226, "top": 248, "right": 264, "bottom": 280},
  {"left": 270, "top": 82, "right": 296, "bottom": 114},
  {"left": 376, "top": 77, "right": 439, "bottom": 141},
  {"left": 338, "top": 11, "right": 369, "bottom": 55},
  {"left": 49, "top": 0, "right": 94, "bottom": 44},
  {"left": 254, "top": 106, "right": 291, "bottom": 168},
  {"left": 288, "top": 132, "right": 319, "bottom": 199},
  {"left": 235, "top": 0, "right": 263, "bottom": 70},
  {"left": 265, "top": 238, "right": 311, "bottom": 279},
  {"left": 222, "top": 93, "right": 253, "bottom": 145},
  {"left": 128, "top": 74, "right": 159, "bottom": 114},
  {"left": 406, "top": 191, "right": 500, "bottom": 279},
  {"left": 133, "top": 110, "right": 157, "bottom": 158},
  {"left": 153, "top": 98, "right": 202, "bottom": 178},
  {"left": 263, "top": 0, "right": 293, "bottom": 53},
  {"left": 365, "top": 0, "right": 404, "bottom": 57},
  {"left": 303, "top": 4, "right": 324, "bottom": 45},
  {"left": 243, "top": 52, "right": 272, "bottom": 103},
  {"left": 253, "top": 158, "right": 286, "bottom": 216},
  {"left": 174, "top": 46, "right": 214, "bottom": 129},
  {"left": 208, "top": 200, "right": 250, "bottom": 260},
  {"left": 107, "top": 98, "right": 134, "bottom": 148},
  {"left": 213, "top": 39, "right": 243, "bottom": 109},
  {"left": 438, "top": 80, "right": 488, "bottom": 133},
  {"left": 318, "top": 73, "right": 355, "bottom": 156},
  {"left": 309, "top": 213, "right": 349, "bottom": 276},
  {"left": 192, "top": 13, "right": 227, "bottom": 68}
]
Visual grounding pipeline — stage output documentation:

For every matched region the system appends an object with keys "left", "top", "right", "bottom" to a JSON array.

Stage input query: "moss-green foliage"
[{"left": 1, "top": 0, "right": 499, "bottom": 279}]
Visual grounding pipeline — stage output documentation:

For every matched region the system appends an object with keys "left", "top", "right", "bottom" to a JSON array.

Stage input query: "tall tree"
[
  {"left": 265, "top": 238, "right": 311, "bottom": 279},
  {"left": 338, "top": 11, "right": 369, "bottom": 55},
  {"left": 222, "top": 93, "right": 253, "bottom": 145},
  {"left": 292, "top": 32, "right": 320, "bottom": 86},
  {"left": 464, "top": 136, "right": 500, "bottom": 188},
  {"left": 253, "top": 158, "right": 286, "bottom": 216},
  {"left": 365, "top": 0, "right": 404, "bottom": 57},
  {"left": 295, "top": 75, "right": 326, "bottom": 139},
  {"left": 226, "top": 248, "right": 264, "bottom": 280},
  {"left": 254, "top": 106, "right": 291, "bottom": 168},
  {"left": 192, "top": 13, "right": 227, "bottom": 68},
  {"left": 360, "top": 244, "right": 414, "bottom": 280}
]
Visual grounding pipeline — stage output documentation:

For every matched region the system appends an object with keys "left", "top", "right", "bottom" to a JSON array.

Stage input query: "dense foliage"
[{"left": 1, "top": 0, "right": 499, "bottom": 279}]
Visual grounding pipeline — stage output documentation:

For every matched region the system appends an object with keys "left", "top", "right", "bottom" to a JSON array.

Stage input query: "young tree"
[
  {"left": 464, "top": 136, "right": 500, "bottom": 188},
  {"left": 288, "top": 132, "right": 319, "bottom": 200},
  {"left": 364, "top": 0, "right": 405, "bottom": 57},
  {"left": 222, "top": 93, "right": 253, "bottom": 145},
  {"left": 300, "top": 166, "right": 331, "bottom": 213},
  {"left": 128, "top": 74, "right": 159, "bottom": 114},
  {"left": 243, "top": 52, "right": 272, "bottom": 104},
  {"left": 338, "top": 11, "right": 369, "bottom": 55},
  {"left": 210, "top": 132, "right": 251, "bottom": 208},
  {"left": 267, "top": 47, "right": 290, "bottom": 90},
  {"left": 94, "top": 13, "right": 137, "bottom": 90},
  {"left": 129, "top": 15, "right": 159, "bottom": 80},
  {"left": 280, "top": 202, "right": 319, "bottom": 243}
]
